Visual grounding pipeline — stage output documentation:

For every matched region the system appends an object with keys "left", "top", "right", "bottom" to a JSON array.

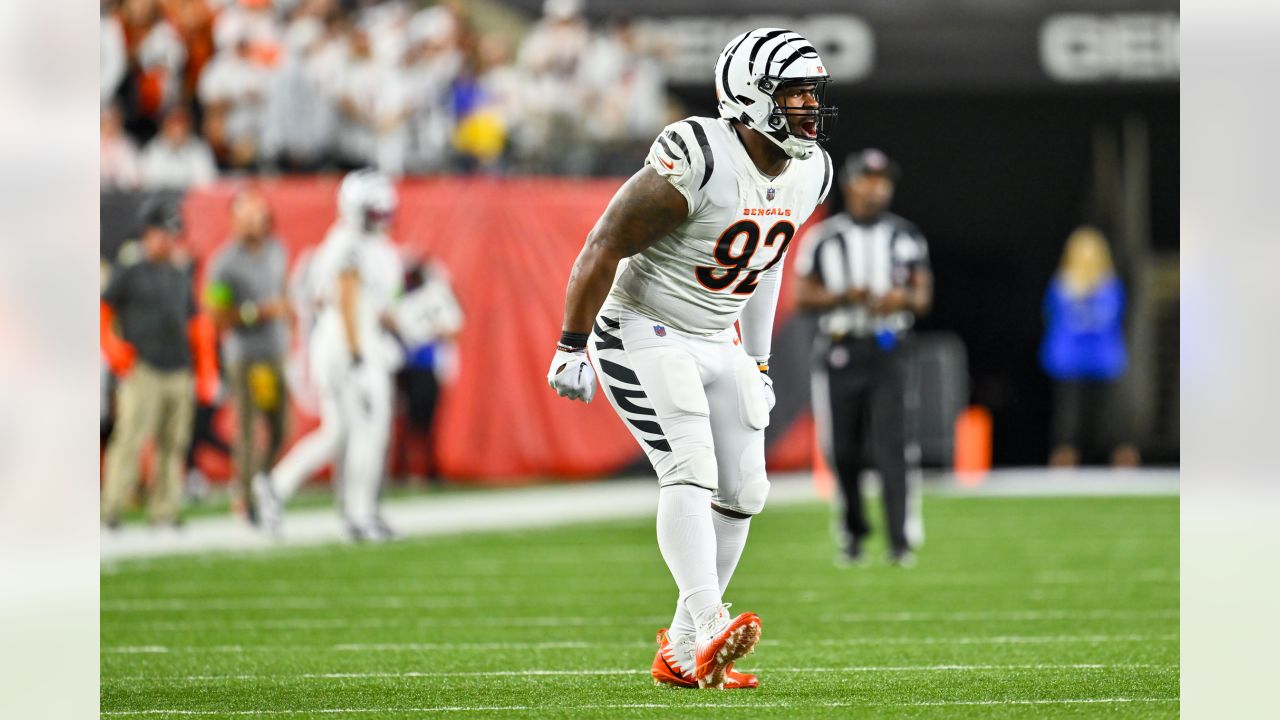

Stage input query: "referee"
[{"left": 794, "top": 149, "right": 933, "bottom": 566}]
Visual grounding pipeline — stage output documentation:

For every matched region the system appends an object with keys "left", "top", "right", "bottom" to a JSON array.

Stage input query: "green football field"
[{"left": 101, "top": 493, "right": 1179, "bottom": 718}]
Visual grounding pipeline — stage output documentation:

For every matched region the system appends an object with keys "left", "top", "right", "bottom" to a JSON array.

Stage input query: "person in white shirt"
[
  {"left": 101, "top": 104, "right": 142, "bottom": 190},
  {"left": 140, "top": 106, "right": 218, "bottom": 189}
]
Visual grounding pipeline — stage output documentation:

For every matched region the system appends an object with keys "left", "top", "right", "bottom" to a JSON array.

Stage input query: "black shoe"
[{"left": 835, "top": 538, "right": 867, "bottom": 568}]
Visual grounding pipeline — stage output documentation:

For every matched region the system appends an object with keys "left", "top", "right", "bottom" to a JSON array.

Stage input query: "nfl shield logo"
[
  {"left": 654, "top": 325, "right": 667, "bottom": 337},
  {"left": 766, "top": 188, "right": 776, "bottom": 202}
]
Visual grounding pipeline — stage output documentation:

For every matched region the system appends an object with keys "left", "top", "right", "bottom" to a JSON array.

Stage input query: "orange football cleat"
[
  {"left": 652, "top": 629, "right": 758, "bottom": 689},
  {"left": 694, "top": 609, "right": 762, "bottom": 689}
]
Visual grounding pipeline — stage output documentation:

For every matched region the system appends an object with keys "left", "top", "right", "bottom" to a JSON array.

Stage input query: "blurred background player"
[
  {"left": 101, "top": 198, "right": 218, "bottom": 528},
  {"left": 253, "top": 169, "right": 404, "bottom": 542},
  {"left": 548, "top": 28, "right": 837, "bottom": 689},
  {"left": 1040, "top": 226, "right": 1140, "bottom": 467},
  {"left": 794, "top": 149, "right": 932, "bottom": 567},
  {"left": 391, "top": 257, "right": 464, "bottom": 486},
  {"left": 205, "top": 187, "right": 291, "bottom": 522}
]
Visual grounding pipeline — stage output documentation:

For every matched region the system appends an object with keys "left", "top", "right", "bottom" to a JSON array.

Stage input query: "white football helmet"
[
  {"left": 715, "top": 28, "right": 837, "bottom": 160},
  {"left": 338, "top": 168, "right": 397, "bottom": 234}
]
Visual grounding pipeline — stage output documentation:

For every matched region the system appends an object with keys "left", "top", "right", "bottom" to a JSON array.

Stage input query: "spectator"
[
  {"left": 1040, "top": 226, "right": 1140, "bottom": 467},
  {"left": 115, "top": 0, "right": 187, "bottom": 142},
  {"left": 579, "top": 15, "right": 669, "bottom": 173},
  {"left": 200, "top": 32, "right": 271, "bottom": 169},
  {"left": 102, "top": 3, "right": 128, "bottom": 107},
  {"left": 100, "top": 199, "right": 218, "bottom": 528},
  {"left": 514, "top": 0, "right": 591, "bottom": 173},
  {"left": 205, "top": 188, "right": 291, "bottom": 520},
  {"left": 261, "top": 15, "right": 339, "bottom": 171},
  {"left": 463, "top": 33, "right": 522, "bottom": 171},
  {"left": 165, "top": 0, "right": 217, "bottom": 102},
  {"left": 102, "top": 104, "right": 143, "bottom": 190},
  {"left": 140, "top": 105, "right": 219, "bottom": 188},
  {"left": 403, "top": 6, "right": 463, "bottom": 173},
  {"left": 333, "top": 25, "right": 412, "bottom": 174},
  {"left": 213, "top": 0, "right": 284, "bottom": 68}
]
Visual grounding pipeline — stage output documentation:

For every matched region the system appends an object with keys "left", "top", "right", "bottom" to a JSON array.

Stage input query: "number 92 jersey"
[{"left": 608, "top": 116, "right": 834, "bottom": 336}]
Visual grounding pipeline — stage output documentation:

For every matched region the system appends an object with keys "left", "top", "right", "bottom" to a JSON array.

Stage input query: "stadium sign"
[
  {"left": 1040, "top": 13, "right": 1179, "bottom": 82},
  {"left": 635, "top": 14, "right": 875, "bottom": 85}
]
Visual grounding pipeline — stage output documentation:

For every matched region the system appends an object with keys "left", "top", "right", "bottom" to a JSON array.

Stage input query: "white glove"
[
  {"left": 547, "top": 347, "right": 597, "bottom": 403},
  {"left": 760, "top": 370, "right": 776, "bottom": 412}
]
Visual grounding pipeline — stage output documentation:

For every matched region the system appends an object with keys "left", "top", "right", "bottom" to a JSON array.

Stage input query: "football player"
[
  {"left": 254, "top": 169, "right": 405, "bottom": 542},
  {"left": 547, "top": 28, "right": 837, "bottom": 689}
]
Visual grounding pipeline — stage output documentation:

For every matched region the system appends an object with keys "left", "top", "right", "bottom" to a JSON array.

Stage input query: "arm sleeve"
[
  {"left": 739, "top": 263, "right": 784, "bottom": 365},
  {"left": 644, "top": 120, "right": 707, "bottom": 217}
]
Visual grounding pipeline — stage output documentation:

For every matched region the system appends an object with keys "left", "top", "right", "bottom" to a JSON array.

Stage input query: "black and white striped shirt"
[{"left": 795, "top": 212, "right": 930, "bottom": 338}]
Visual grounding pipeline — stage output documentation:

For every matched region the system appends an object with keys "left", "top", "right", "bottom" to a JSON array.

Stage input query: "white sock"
[
  {"left": 657, "top": 484, "right": 721, "bottom": 639},
  {"left": 712, "top": 510, "right": 751, "bottom": 592},
  {"left": 670, "top": 509, "right": 752, "bottom": 638}
]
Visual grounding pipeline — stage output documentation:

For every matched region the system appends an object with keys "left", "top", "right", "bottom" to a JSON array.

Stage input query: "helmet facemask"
[
  {"left": 715, "top": 28, "right": 838, "bottom": 160},
  {"left": 761, "top": 76, "right": 837, "bottom": 146}
]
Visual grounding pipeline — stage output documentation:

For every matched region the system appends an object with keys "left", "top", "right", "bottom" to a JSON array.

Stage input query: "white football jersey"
[
  {"left": 608, "top": 116, "right": 833, "bottom": 335},
  {"left": 308, "top": 223, "right": 404, "bottom": 375}
]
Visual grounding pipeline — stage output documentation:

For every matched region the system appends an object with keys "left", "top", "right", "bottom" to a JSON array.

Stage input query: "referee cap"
[{"left": 843, "top": 148, "right": 900, "bottom": 183}]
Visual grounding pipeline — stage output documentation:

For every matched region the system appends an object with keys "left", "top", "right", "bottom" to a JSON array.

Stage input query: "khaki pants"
[
  {"left": 102, "top": 363, "right": 194, "bottom": 524},
  {"left": 228, "top": 359, "right": 287, "bottom": 505}
]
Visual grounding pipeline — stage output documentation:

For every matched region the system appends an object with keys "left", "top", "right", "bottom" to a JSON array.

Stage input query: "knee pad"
[
  {"left": 735, "top": 445, "right": 770, "bottom": 514},
  {"left": 713, "top": 439, "right": 769, "bottom": 514},
  {"left": 660, "top": 445, "right": 718, "bottom": 491}
]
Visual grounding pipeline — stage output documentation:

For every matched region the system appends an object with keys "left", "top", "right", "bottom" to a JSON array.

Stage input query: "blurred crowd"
[{"left": 100, "top": 0, "right": 675, "bottom": 189}]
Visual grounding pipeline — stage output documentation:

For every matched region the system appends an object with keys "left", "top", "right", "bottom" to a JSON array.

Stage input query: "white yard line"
[
  {"left": 106, "top": 607, "right": 1179, "bottom": 631},
  {"left": 102, "top": 633, "right": 1177, "bottom": 654},
  {"left": 100, "top": 469, "right": 1178, "bottom": 561},
  {"left": 99, "top": 570, "right": 1180, "bottom": 613},
  {"left": 101, "top": 697, "right": 1180, "bottom": 716},
  {"left": 107, "top": 662, "right": 1178, "bottom": 682}
]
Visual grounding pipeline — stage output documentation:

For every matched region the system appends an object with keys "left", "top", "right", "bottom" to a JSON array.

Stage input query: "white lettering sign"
[
  {"left": 1041, "top": 13, "right": 1179, "bottom": 82},
  {"left": 636, "top": 14, "right": 874, "bottom": 85}
]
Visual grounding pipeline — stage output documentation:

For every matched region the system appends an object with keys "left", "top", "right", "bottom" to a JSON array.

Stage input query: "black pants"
[
  {"left": 1051, "top": 379, "right": 1119, "bottom": 462},
  {"left": 397, "top": 367, "right": 441, "bottom": 481},
  {"left": 816, "top": 337, "right": 910, "bottom": 553}
]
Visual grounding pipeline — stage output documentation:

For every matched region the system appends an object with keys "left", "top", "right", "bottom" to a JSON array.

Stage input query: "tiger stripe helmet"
[{"left": 714, "top": 28, "right": 837, "bottom": 160}]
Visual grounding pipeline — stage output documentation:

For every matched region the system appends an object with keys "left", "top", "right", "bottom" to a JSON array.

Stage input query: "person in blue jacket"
[{"left": 1039, "top": 226, "right": 1140, "bottom": 467}]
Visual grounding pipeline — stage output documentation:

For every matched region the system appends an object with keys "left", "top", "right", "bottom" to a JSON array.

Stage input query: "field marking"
[
  {"left": 98, "top": 572, "right": 1180, "bottom": 612},
  {"left": 102, "top": 633, "right": 1177, "bottom": 655},
  {"left": 100, "top": 697, "right": 1180, "bottom": 716},
  {"left": 108, "top": 607, "right": 1178, "bottom": 632},
  {"left": 102, "top": 569, "right": 1178, "bottom": 596},
  {"left": 106, "top": 662, "right": 1178, "bottom": 683}
]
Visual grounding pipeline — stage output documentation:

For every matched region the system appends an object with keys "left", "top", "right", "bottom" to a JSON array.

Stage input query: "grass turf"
[{"left": 101, "top": 494, "right": 1179, "bottom": 718}]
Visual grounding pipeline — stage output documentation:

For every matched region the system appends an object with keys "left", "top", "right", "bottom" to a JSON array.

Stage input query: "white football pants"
[
  {"left": 270, "top": 322, "right": 392, "bottom": 527},
  {"left": 588, "top": 302, "right": 771, "bottom": 516}
]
